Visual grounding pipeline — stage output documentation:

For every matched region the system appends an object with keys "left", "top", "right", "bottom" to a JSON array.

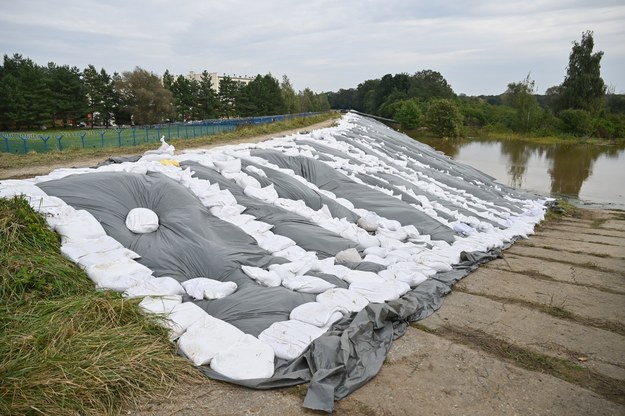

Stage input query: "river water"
[{"left": 413, "top": 137, "right": 625, "bottom": 210}]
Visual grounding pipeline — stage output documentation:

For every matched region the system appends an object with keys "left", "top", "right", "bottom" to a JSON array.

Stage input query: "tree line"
[
  {"left": 0, "top": 56, "right": 331, "bottom": 130},
  {"left": 327, "top": 31, "right": 625, "bottom": 138}
]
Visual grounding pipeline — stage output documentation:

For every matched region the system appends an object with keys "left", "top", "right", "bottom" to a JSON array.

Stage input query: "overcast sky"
[{"left": 1, "top": 0, "right": 624, "bottom": 95}]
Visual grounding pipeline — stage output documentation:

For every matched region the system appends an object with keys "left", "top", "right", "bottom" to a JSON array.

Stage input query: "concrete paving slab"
[
  {"left": 455, "top": 268, "right": 625, "bottom": 324},
  {"left": 601, "top": 220, "right": 625, "bottom": 232},
  {"left": 525, "top": 236, "right": 625, "bottom": 259},
  {"left": 533, "top": 230, "right": 625, "bottom": 247},
  {"left": 420, "top": 292, "right": 625, "bottom": 380},
  {"left": 543, "top": 224, "right": 625, "bottom": 238},
  {"left": 342, "top": 328, "right": 625, "bottom": 416},
  {"left": 508, "top": 245, "right": 625, "bottom": 273},
  {"left": 486, "top": 254, "right": 625, "bottom": 294}
]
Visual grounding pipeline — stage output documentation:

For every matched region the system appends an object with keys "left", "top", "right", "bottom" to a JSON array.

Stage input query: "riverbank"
[
  {"left": 403, "top": 126, "right": 625, "bottom": 146},
  {"left": 126, "top": 206, "right": 625, "bottom": 416}
]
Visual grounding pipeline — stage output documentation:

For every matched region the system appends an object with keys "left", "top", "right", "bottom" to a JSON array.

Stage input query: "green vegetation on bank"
[
  {"left": 0, "top": 112, "right": 338, "bottom": 174},
  {"left": 0, "top": 197, "right": 195, "bottom": 415},
  {"left": 328, "top": 31, "right": 625, "bottom": 140}
]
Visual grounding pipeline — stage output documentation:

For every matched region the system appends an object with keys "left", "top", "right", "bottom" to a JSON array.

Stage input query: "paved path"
[{"left": 128, "top": 208, "right": 625, "bottom": 415}]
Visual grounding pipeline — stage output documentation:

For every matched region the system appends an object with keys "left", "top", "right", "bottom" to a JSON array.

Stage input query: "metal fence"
[{"left": 0, "top": 112, "right": 321, "bottom": 154}]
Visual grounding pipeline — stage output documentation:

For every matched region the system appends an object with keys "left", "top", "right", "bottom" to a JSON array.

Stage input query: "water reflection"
[{"left": 413, "top": 135, "right": 625, "bottom": 207}]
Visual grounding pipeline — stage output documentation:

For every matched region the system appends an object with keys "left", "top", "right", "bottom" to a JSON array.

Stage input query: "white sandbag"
[
  {"left": 208, "top": 204, "right": 247, "bottom": 217},
  {"left": 241, "top": 265, "right": 282, "bottom": 287},
  {"left": 258, "top": 320, "right": 326, "bottom": 360},
  {"left": 177, "top": 315, "right": 245, "bottom": 366},
  {"left": 240, "top": 220, "right": 273, "bottom": 234},
  {"left": 245, "top": 165, "right": 267, "bottom": 177},
  {"left": 210, "top": 334, "right": 275, "bottom": 380},
  {"left": 123, "top": 277, "right": 186, "bottom": 298},
  {"left": 316, "top": 288, "right": 369, "bottom": 312},
  {"left": 342, "top": 269, "right": 384, "bottom": 284},
  {"left": 362, "top": 254, "right": 393, "bottom": 266},
  {"left": 55, "top": 210, "right": 107, "bottom": 243},
  {"left": 61, "top": 235, "right": 127, "bottom": 262},
  {"left": 138, "top": 295, "right": 182, "bottom": 315},
  {"left": 335, "top": 248, "right": 362, "bottom": 264},
  {"left": 282, "top": 275, "right": 336, "bottom": 294},
  {"left": 77, "top": 247, "right": 141, "bottom": 269},
  {"left": 233, "top": 174, "right": 261, "bottom": 189},
  {"left": 268, "top": 260, "right": 313, "bottom": 279},
  {"left": 357, "top": 217, "right": 378, "bottom": 232},
  {"left": 92, "top": 271, "right": 153, "bottom": 292},
  {"left": 349, "top": 280, "right": 411, "bottom": 303},
  {"left": 243, "top": 184, "right": 279, "bottom": 203},
  {"left": 181, "top": 277, "right": 237, "bottom": 300},
  {"left": 256, "top": 233, "right": 296, "bottom": 253},
  {"left": 213, "top": 158, "right": 241, "bottom": 173},
  {"left": 378, "top": 268, "right": 427, "bottom": 287},
  {"left": 86, "top": 257, "right": 153, "bottom": 283},
  {"left": 199, "top": 190, "right": 238, "bottom": 208},
  {"left": 125, "top": 207, "right": 159, "bottom": 233},
  {"left": 378, "top": 218, "right": 402, "bottom": 231},
  {"left": 163, "top": 302, "right": 209, "bottom": 340},
  {"left": 273, "top": 245, "right": 310, "bottom": 262},
  {"left": 220, "top": 213, "right": 255, "bottom": 227},
  {"left": 290, "top": 302, "right": 346, "bottom": 328}
]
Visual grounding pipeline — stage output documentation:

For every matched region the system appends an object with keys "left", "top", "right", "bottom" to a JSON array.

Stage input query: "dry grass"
[{"left": 0, "top": 197, "right": 194, "bottom": 415}]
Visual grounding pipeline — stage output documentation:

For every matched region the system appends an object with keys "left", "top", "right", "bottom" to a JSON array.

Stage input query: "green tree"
[
  {"left": 425, "top": 99, "right": 463, "bottom": 138},
  {"left": 238, "top": 74, "right": 285, "bottom": 117},
  {"left": 503, "top": 73, "right": 541, "bottom": 132},
  {"left": 118, "top": 67, "right": 173, "bottom": 125},
  {"left": 280, "top": 75, "right": 299, "bottom": 113},
  {"left": 46, "top": 63, "right": 87, "bottom": 126},
  {"left": 218, "top": 76, "right": 240, "bottom": 118},
  {"left": 170, "top": 75, "right": 197, "bottom": 121},
  {"left": 196, "top": 71, "right": 218, "bottom": 119},
  {"left": 409, "top": 70, "right": 456, "bottom": 101},
  {"left": 394, "top": 99, "right": 422, "bottom": 130},
  {"left": 558, "top": 30, "right": 606, "bottom": 114}
]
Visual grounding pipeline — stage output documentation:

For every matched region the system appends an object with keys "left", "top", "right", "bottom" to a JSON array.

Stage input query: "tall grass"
[{"left": 0, "top": 197, "right": 193, "bottom": 415}]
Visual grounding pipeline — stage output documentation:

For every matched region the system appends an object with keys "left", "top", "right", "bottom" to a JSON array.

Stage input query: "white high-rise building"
[{"left": 186, "top": 72, "right": 254, "bottom": 93}]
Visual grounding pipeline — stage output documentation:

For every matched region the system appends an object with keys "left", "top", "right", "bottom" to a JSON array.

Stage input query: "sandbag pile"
[{"left": 0, "top": 113, "right": 547, "bottom": 411}]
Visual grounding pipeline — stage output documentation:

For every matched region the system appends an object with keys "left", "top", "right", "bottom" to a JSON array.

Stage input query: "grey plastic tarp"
[{"left": 33, "top": 114, "right": 543, "bottom": 412}]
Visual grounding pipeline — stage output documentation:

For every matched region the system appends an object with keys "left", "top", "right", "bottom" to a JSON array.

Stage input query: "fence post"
[
  {"left": 185, "top": 124, "right": 189, "bottom": 139},
  {"left": 55, "top": 134, "right": 64, "bottom": 151},
  {"left": 1, "top": 134, "right": 9, "bottom": 152},
  {"left": 168, "top": 124, "right": 171, "bottom": 140},
  {"left": 176, "top": 123, "right": 180, "bottom": 138},
  {"left": 192, "top": 124, "right": 196, "bottom": 138},
  {"left": 80, "top": 132, "right": 86, "bottom": 148},
  {"left": 145, "top": 127, "right": 149, "bottom": 143},
  {"left": 19, "top": 135, "right": 28, "bottom": 154},
  {"left": 100, "top": 131, "right": 106, "bottom": 147},
  {"left": 117, "top": 129, "right": 122, "bottom": 147},
  {"left": 132, "top": 129, "right": 137, "bottom": 146},
  {"left": 157, "top": 126, "right": 161, "bottom": 141},
  {"left": 39, "top": 135, "right": 50, "bottom": 152}
]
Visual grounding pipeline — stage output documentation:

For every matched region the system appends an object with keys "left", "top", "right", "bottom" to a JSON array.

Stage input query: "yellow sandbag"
[{"left": 159, "top": 159, "right": 180, "bottom": 167}]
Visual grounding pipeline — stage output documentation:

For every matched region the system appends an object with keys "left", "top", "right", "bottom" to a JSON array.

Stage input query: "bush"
[
  {"left": 425, "top": 99, "right": 464, "bottom": 138},
  {"left": 394, "top": 99, "right": 421, "bottom": 130},
  {"left": 558, "top": 109, "right": 593, "bottom": 136}
]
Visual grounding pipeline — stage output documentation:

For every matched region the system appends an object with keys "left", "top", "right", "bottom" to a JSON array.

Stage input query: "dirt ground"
[{"left": 124, "top": 209, "right": 625, "bottom": 415}]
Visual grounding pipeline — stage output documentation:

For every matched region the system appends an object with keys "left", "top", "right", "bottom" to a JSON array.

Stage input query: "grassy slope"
[{"left": 0, "top": 197, "right": 194, "bottom": 415}]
